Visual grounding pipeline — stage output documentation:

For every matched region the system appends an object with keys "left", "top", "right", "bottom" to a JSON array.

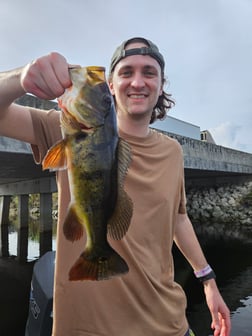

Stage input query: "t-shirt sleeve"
[{"left": 29, "top": 107, "right": 62, "bottom": 164}]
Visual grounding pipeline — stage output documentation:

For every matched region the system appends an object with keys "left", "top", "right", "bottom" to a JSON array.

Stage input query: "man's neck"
[{"left": 117, "top": 115, "right": 150, "bottom": 138}]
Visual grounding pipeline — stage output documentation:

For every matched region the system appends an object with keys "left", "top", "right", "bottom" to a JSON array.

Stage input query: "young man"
[{"left": 0, "top": 37, "right": 231, "bottom": 335}]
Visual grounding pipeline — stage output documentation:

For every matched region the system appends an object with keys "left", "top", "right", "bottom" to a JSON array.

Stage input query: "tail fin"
[{"left": 69, "top": 249, "right": 129, "bottom": 281}]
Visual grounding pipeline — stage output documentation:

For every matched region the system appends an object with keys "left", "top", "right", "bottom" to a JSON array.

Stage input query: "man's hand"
[
  {"left": 203, "top": 279, "right": 231, "bottom": 336},
  {"left": 20, "top": 52, "right": 73, "bottom": 100}
]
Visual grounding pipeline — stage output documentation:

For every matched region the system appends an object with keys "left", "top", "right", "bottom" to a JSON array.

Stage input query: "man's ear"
[
  {"left": 159, "top": 80, "right": 164, "bottom": 96},
  {"left": 108, "top": 81, "right": 115, "bottom": 95}
]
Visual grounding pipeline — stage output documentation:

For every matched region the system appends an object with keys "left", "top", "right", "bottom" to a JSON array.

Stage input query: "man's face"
[{"left": 109, "top": 42, "right": 163, "bottom": 122}]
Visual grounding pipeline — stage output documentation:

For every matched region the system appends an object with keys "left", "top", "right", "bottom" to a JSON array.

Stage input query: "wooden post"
[
  {"left": 40, "top": 193, "right": 52, "bottom": 256},
  {"left": 0, "top": 196, "right": 11, "bottom": 257},
  {"left": 17, "top": 194, "right": 29, "bottom": 262}
]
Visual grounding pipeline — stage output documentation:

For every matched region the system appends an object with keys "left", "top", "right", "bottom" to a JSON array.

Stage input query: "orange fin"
[
  {"left": 107, "top": 138, "right": 133, "bottom": 240},
  {"left": 42, "top": 139, "right": 67, "bottom": 170},
  {"left": 69, "top": 249, "right": 129, "bottom": 281},
  {"left": 63, "top": 205, "right": 84, "bottom": 242}
]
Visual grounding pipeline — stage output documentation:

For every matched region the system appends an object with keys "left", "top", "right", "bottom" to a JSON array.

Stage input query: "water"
[
  {"left": 8, "top": 214, "right": 57, "bottom": 261},
  {"left": 8, "top": 225, "right": 252, "bottom": 335},
  {"left": 174, "top": 238, "right": 252, "bottom": 336},
  {"left": 231, "top": 296, "right": 252, "bottom": 335},
  {"left": 8, "top": 231, "right": 56, "bottom": 261}
]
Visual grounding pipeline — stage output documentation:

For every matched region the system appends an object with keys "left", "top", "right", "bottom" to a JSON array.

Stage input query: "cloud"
[{"left": 209, "top": 121, "right": 252, "bottom": 153}]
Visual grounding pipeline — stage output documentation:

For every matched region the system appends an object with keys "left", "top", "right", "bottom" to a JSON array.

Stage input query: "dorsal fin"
[{"left": 107, "top": 138, "right": 133, "bottom": 240}]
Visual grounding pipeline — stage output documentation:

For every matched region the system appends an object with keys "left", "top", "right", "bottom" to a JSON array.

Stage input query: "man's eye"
[
  {"left": 144, "top": 70, "right": 155, "bottom": 77},
  {"left": 121, "top": 71, "right": 132, "bottom": 77}
]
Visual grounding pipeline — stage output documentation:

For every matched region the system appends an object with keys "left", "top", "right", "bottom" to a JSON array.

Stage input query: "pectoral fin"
[
  {"left": 42, "top": 139, "right": 67, "bottom": 170},
  {"left": 107, "top": 138, "right": 133, "bottom": 240}
]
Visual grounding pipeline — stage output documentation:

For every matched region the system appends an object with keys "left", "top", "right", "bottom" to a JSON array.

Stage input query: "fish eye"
[{"left": 102, "top": 94, "right": 112, "bottom": 108}]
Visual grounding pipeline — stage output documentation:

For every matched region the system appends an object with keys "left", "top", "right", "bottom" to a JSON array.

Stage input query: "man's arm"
[
  {"left": 174, "top": 213, "right": 231, "bottom": 336},
  {"left": 0, "top": 52, "right": 71, "bottom": 144},
  {"left": 0, "top": 68, "right": 35, "bottom": 143}
]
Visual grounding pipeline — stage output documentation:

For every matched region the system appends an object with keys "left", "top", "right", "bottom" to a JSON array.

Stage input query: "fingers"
[
  {"left": 21, "top": 52, "right": 74, "bottom": 100},
  {"left": 204, "top": 281, "right": 231, "bottom": 336},
  {"left": 211, "top": 311, "right": 221, "bottom": 335},
  {"left": 211, "top": 311, "right": 231, "bottom": 336}
]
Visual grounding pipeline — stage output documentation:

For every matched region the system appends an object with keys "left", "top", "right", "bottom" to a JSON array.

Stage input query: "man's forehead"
[{"left": 116, "top": 54, "right": 161, "bottom": 70}]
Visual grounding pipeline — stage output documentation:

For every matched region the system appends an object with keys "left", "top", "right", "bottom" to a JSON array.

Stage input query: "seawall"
[{"left": 186, "top": 181, "right": 252, "bottom": 242}]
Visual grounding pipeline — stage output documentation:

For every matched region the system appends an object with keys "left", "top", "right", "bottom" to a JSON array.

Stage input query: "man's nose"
[{"left": 130, "top": 73, "right": 145, "bottom": 88}]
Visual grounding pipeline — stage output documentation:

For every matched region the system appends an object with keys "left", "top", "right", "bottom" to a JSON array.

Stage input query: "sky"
[{"left": 1, "top": 0, "right": 252, "bottom": 153}]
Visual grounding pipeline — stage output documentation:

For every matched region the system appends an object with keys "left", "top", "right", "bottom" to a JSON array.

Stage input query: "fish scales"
[{"left": 42, "top": 66, "right": 133, "bottom": 281}]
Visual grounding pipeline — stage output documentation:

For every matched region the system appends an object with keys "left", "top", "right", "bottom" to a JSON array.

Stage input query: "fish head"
[{"left": 58, "top": 66, "right": 114, "bottom": 133}]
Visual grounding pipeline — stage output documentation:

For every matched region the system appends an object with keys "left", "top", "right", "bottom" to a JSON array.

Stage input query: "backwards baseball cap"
[{"left": 109, "top": 37, "right": 165, "bottom": 76}]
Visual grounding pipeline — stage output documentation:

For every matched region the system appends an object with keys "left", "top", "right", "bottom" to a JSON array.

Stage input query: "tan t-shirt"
[{"left": 30, "top": 108, "right": 189, "bottom": 336}]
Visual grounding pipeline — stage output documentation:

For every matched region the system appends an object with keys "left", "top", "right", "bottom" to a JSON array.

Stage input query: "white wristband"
[{"left": 194, "top": 264, "right": 212, "bottom": 278}]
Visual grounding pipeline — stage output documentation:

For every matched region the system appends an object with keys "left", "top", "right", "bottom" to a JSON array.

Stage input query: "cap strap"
[
  {"left": 118, "top": 47, "right": 164, "bottom": 71},
  {"left": 121, "top": 47, "right": 155, "bottom": 57}
]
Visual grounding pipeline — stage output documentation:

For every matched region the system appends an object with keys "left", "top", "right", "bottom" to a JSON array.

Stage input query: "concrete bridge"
[
  {"left": 1, "top": 127, "right": 251, "bottom": 188},
  {"left": 0, "top": 94, "right": 251, "bottom": 262},
  {"left": 155, "top": 130, "right": 252, "bottom": 187}
]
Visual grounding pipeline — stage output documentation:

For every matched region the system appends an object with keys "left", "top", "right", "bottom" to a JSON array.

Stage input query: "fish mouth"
[
  {"left": 74, "top": 117, "right": 96, "bottom": 133},
  {"left": 63, "top": 108, "right": 95, "bottom": 133},
  {"left": 79, "top": 122, "right": 94, "bottom": 132},
  {"left": 58, "top": 96, "right": 96, "bottom": 133}
]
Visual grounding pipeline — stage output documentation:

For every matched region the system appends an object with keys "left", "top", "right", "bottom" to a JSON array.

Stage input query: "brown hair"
[{"left": 150, "top": 78, "right": 175, "bottom": 124}]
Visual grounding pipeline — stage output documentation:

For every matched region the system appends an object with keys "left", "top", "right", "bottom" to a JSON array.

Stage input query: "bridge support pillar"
[
  {"left": 17, "top": 195, "right": 29, "bottom": 262},
  {"left": 39, "top": 193, "right": 53, "bottom": 256},
  {"left": 0, "top": 196, "right": 11, "bottom": 258}
]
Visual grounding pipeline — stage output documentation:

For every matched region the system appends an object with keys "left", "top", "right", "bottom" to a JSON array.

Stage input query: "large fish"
[{"left": 42, "top": 66, "right": 133, "bottom": 281}]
